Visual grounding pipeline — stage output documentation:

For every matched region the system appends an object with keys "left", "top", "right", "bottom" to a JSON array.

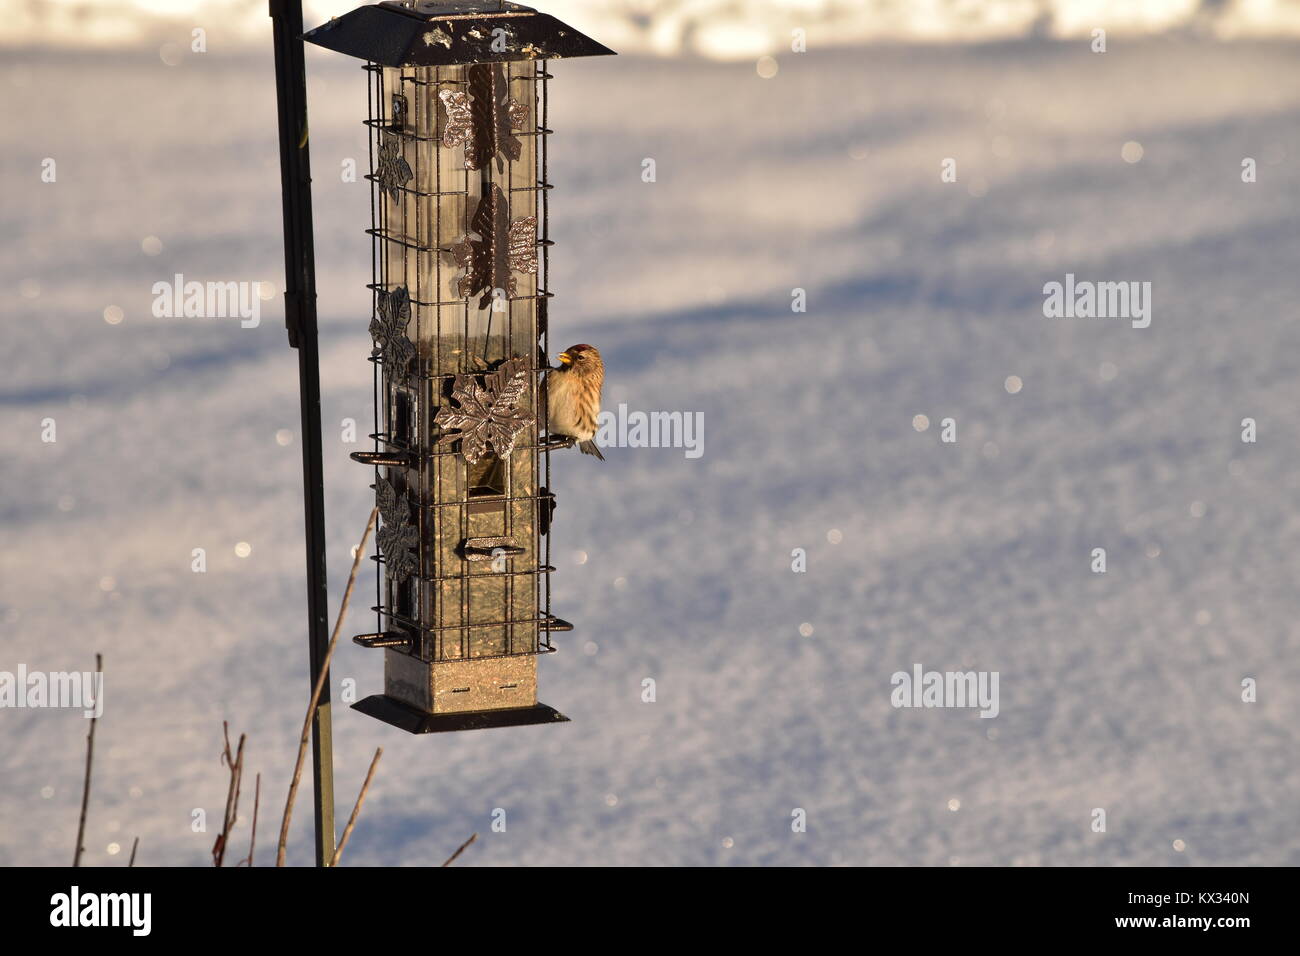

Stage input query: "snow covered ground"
[{"left": 2, "top": 33, "right": 1299, "bottom": 866}]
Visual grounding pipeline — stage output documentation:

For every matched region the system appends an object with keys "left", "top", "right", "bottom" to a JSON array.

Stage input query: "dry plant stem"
[
  {"left": 73, "top": 652, "right": 102, "bottom": 867},
  {"left": 278, "top": 506, "right": 378, "bottom": 867},
  {"left": 330, "top": 748, "right": 383, "bottom": 866},
  {"left": 245, "top": 773, "right": 261, "bottom": 867},
  {"left": 128, "top": 837, "right": 138, "bottom": 867},
  {"left": 214, "top": 723, "right": 246, "bottom": 867},
  {"left": 441, "top": 832, "right": 478, "bottom": 867}
]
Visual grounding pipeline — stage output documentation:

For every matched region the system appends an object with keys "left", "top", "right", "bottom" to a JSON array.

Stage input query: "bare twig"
[
  {"left": 73, "top": 652, "right": 103, "bottom": 867},
  {"left": 330, "top": 748, "right": 382, "bottom": 867},
  {"left": 278, "top": 506, "right": 378, "bottom": 867},
  {"left": 214, "top": 722, "right": 246, "bottom": 867},
  {"left": 128, "top": 837, "right": 138, "bottom": 867},
  {"left": 440, "top": 832, "right": 478, "bottom": 868},
  {"left": 242, "top": 773, "right": 261, "bottom": 867}
]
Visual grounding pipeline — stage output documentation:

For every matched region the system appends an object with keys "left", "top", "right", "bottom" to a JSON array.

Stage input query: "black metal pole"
[{"left": 270, "top": 0, "right": 335, "bottom": 867}]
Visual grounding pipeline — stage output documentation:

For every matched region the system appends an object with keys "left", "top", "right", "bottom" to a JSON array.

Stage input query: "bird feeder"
[{"left": 303, "top": 1, "right": 614, "bottom": 733}]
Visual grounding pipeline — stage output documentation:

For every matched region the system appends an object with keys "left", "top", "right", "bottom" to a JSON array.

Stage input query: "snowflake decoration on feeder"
[
  {"left": 375, "top": 476, "right": 419, "bottom": 585},
  {"left": 438, "top": 62, "right": 528, "bottom": 172},
  {"left": 434, "top": 357, "right": 534, "bottom": 464},
  {"left": 450, "top": 184, "right": 537, "bottom": 310},
  {"left": 376, "top": 131, "right": 413, "bottom": 201},
  {"left": 370, "top": 285, "right": 415, "bottom": 371}
]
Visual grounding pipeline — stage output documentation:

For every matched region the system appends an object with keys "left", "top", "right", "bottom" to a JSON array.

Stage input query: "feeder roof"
[{"left": 304, "top": 1, "right": 615, "bottom": 66}]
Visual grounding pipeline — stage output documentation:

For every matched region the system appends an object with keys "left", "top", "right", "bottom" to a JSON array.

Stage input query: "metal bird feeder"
[{"left": 302, "top": 1, "right": 613, "bottom": 734}]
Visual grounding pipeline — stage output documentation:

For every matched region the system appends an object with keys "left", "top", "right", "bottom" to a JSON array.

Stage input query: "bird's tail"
[{"left": 578, "top": 440, "right": 605, "bottom": 461}]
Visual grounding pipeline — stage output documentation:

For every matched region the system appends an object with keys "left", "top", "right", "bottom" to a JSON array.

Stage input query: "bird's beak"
[{"left": 557, "top": 352, "right": 572, "bottom": 366}]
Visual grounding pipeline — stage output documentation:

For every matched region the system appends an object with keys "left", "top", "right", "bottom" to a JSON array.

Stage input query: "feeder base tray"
[{"left": 352, "top": 694, "right": 569, "bottom": 734}]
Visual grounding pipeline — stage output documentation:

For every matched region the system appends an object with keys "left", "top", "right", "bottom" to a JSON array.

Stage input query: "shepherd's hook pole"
[{"left": 269, "top": 0, "right": 335, "bottom": 868}]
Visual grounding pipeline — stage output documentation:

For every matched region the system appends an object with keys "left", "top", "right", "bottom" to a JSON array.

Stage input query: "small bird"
[{"left": 543, "top": 343, "right": 605, "bottom": 460}]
